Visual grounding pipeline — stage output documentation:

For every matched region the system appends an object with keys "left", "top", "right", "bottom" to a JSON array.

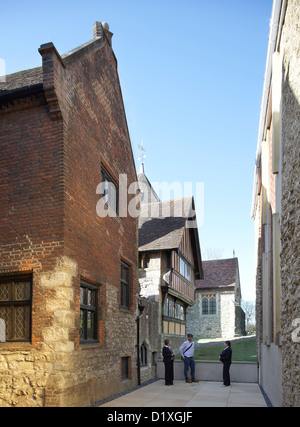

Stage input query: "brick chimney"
[{"left": 93, "top": 21, "right": 113, "bottom": 45}]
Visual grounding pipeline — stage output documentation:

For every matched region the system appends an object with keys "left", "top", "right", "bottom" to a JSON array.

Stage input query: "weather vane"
[{"left": 138, "top": 140, "right": 146, "bottom": 173}]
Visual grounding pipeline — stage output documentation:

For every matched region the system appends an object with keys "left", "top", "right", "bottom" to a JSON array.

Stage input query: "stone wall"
[
  {"left": 221, "top": 292, "right": 237, "bottom": 338},
  {"left": 186, "top": 298, "right": 221, "bottom": 339},
  {"left": 187, "top": 290, "right": 239, "bottom": 339},
  {"left": 0, "top": 256, "right": 139, "bottom": 407},
  {"left": 138, "top": 297, "right": 159, "bottom": 384},
  {"left": 0, "top": 257, "right": 77, "bottom": 407},
  {"left": 139, "top": 253, "right": 161, "bottom": 302},
  {"left": 252, "top": 0, "right": 300, "bottom": 407},
  {"left": 157, "top": 360, "right": 258, "bottom": 384},
  {"left": 139, "top": 253, "right": 166, "bottom": 354},
  {"left": 280, "top": 0, "right": 300, "bottom": 407},
  {"left": 235, "top": 305, "right": 246, "bottom": 337}
]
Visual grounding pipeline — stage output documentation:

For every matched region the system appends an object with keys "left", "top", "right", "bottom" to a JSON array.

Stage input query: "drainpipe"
[{"left": 136, "top": 302, "right": 145, "bottom": 386}]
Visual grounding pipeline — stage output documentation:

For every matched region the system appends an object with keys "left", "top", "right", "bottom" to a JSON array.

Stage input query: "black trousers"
[
  {"left": 223, "top": 362, "right": 231, "bottom": 386},
  {"left": 164, "top": 361, "right": 174, "bottom": 385}
]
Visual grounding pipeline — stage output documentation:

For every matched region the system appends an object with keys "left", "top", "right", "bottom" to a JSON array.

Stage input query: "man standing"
[
  {"left": 219, "top": 341, "right": 232, "bottom": 387},
  {"left": 162, "top": 339, "right": 175, "bottom": 386},
  {"left": 179, "top": 333, "right": 199, "bottom": 383}
]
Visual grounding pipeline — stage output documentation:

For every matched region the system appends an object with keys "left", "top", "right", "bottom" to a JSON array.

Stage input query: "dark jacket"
[
  {"left": 220, "top": 347, "right": 232, "bottom": 364},
  {"left": 162, "top": 346, "right": 174, "bottom": 363}
]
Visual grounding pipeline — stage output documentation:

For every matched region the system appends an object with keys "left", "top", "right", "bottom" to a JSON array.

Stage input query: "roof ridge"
[
  {"left": 202, "top": 257, "right": 238, "bottom": 263},
  {"left": 1, "top": 66, "right": 42, "bottom": 79},
  {"left": 141, "top": 196, "right": 193, "bottom": 206}
]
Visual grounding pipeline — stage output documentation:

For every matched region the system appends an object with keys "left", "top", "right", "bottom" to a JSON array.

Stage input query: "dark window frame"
[
  {"left": 120, "top": 262, "right": 130, "bottom": 310},
  {"left": 163, "top": 296, "right": 186, "bottom": 321},
  {"left": 101, "top": 165, "right": 119, "bottom": 215},
  {"left": 121, "top": 356, "right": 129, "bottom": 380},
  {"left": 0, "top": 273, "right": 32, "bottom": 343},
  {"left": 80, "top": 281, "right": 98, "bottom": 344},
  {"left": 141, "top": 343, "right": 147, "bottom": 367}
]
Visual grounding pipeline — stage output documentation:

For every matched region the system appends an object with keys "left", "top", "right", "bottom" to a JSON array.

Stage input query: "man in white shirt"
[{"left": 179, "top": 333, "right": 198, "bottom": 383}]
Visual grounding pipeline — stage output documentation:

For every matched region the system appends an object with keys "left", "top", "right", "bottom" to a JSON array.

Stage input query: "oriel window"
[
  {"left": 80, "top": 281, "right": 98, "bottom": 343},
  {"left": 0, "top": 274, "right": 32, "bottom": 342},
  {"left": 179, "top": 256, "right": 191, "bottom": 282}
]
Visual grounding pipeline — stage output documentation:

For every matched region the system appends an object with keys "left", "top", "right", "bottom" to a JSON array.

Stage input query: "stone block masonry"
[
  {"left": 251, "top": 0, "right": 300, "bottom": 407},
  {"left": 280, "top": 0, "right": 300, "bottom": 408}
]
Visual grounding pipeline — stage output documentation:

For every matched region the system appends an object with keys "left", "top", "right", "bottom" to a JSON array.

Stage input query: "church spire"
[
  {"left": 138, "top": 141, "right": 146, "bottom": 174},
  {"left": 139, "top": 162, "right": 145, "bottom": 174}
]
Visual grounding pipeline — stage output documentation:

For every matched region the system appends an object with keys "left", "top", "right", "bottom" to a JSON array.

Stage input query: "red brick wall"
[
  {"left": 0, "top": 31, "right": 139, "bottom": 406},
  {"left": 0, "top": 95, "right": 66, "bottom": 351},
  {"left": 51, "top": 36, "right": 139, "bottom": 348},
  {"left": 0, "top": 102, "right": 65, "bottom": 273}
]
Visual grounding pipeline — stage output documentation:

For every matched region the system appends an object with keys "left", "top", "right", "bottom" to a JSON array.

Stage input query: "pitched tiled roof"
[
  {"left": 195, "top": 258, "right": 238, "bottom": 290},
  {"left": 139, "top": 197, "right": 193, "bottom": 251},
  {"left": 0, "top": 67, "right": 43, "bottom": 94}
]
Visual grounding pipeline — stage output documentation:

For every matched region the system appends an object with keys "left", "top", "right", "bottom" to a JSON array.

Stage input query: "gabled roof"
[
  {"left": 139, "top": 197, "right": 193, "bottom": 251},
  {"left": 195, "top": 258, "right": 238, "bottom": 290},
  {"left": 139, "top": 197, "right": 203, "bottom": 280}
]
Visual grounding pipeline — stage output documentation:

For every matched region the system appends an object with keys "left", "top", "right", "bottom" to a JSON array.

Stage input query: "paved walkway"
[{"left": 100, "top": 380, "right": 268, "bottom": 407}]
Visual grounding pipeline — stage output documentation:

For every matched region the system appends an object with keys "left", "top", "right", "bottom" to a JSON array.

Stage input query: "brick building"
[
  {"left": 0, "top": 22, "right": 139, "bottom": 407},
  {"left": 251, "top": 0, "right": 300, "bottom": 407}
]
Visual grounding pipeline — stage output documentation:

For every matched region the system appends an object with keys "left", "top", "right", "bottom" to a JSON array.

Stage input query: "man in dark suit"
[
  {"left": 162, "top": 339, "right": 175, "bottom": 386},
  {"left": 219, "top": 341, "right": 232, "bottom": 386}
]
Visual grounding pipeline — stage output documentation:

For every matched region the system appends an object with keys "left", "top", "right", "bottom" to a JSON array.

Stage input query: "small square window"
[{"left": 0, "top": 274, "right": 32, "bottom": 342}]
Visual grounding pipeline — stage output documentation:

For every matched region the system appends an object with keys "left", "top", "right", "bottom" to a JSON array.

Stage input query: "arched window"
[
  {"left": 202, "top": 295, "right": 217, "bottom": 315},
  {"left": 210, "top": 296, "right": 217, "bottom": 315},
  {"left": 202, "top": 296, "right": 209, "bottom": 315}
]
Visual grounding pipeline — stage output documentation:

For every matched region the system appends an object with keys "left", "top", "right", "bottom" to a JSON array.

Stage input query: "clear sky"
[{"left": 0, "top": 0, "right": 273, "bottom": 300}]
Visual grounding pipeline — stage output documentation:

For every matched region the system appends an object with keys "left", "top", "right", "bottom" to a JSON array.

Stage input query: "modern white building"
[{"left": 251, "top": 0, "right": 300, "bottom": 407}]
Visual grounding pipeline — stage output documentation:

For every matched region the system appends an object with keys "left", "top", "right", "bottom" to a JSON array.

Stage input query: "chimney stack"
[
  {"left": 93, "top": 21, "right": 113, "bottom": 45},
  {"left": 93, "top": 21, "right": 103, "bottom": 39}
]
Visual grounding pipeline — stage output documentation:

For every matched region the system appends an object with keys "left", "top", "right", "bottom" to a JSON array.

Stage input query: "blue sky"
[{"left": 0, "top": 0, "right": 273, "bottom": 300}]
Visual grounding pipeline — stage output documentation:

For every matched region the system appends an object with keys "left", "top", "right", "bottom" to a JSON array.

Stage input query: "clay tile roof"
[
  {"left": 195, "top": 258, "right": 238, "bottom": 290},
  {"left": 138, "top": 197, "right": 193, "bottom": 251},
  {"left": 0, "top": 67, "right": 43, "bottom": 94}
]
